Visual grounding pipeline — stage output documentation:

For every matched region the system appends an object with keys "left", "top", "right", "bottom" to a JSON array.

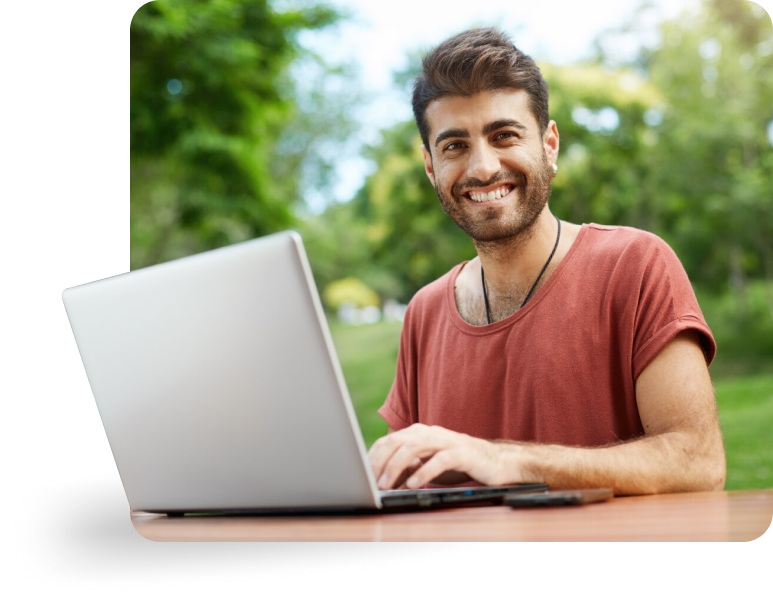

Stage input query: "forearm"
[{"left": 497, "top": 431, "right": 726, "bottom": 495}]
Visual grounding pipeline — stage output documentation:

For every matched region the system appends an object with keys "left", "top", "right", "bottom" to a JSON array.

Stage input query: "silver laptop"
[{"left": 63, "top": 231, "right": 546, "bottom": 514}]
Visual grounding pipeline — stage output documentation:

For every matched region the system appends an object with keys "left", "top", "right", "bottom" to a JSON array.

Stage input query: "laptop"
[{"left": 63, "top": 231, "right": 547, "bottom": 514}]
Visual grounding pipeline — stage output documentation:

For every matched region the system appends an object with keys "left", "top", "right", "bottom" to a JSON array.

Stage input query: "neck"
[{"left": 474, "top": 207, "right": 559, "bottom": 296}]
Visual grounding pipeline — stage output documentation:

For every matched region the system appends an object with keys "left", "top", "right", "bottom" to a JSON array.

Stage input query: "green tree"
[
  {"left": 543, "top": 62, "right": 662, "bottom": 229},
  {"left": 130, "top": 0, "right": 340, "bottom": 269},
  {"left": 300, "top": 197, "right": 379, "bottom": 301},
  {"left": 641, "top": 0, "right": 773, "bottom": 312}
]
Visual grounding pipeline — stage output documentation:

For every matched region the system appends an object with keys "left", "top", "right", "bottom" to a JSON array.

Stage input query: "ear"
[
  {"left": 421, "top": 145, "right": 436, "bottom": 187},
  {"left": 543, "top": 120, "right": 559, "bottom": 167}
]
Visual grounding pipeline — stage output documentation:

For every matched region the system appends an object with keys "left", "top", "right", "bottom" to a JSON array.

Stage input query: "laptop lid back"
[{"left": 63, "top": 231, "right": 380, "bottom": 512}]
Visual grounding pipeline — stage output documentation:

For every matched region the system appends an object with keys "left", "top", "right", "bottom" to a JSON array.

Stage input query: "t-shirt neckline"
[{"left": 445, "top": 222, "right": 591, "bottom": 335}]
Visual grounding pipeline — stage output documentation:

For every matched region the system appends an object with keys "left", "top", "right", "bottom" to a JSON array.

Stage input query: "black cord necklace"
[{"left": 480, "top": 215, "right": 561, "bottom": 324}]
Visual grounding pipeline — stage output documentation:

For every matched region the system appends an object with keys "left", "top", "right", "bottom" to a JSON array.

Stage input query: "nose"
[{"left": 466, "top": 141, "right": 500, "bottom": 183}]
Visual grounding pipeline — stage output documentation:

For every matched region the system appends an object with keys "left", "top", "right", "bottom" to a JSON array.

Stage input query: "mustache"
[{"left": 453, "top": 169, "right": 527, "bottom": 196}]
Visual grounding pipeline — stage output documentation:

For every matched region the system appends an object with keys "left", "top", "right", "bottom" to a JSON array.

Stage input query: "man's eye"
[
  {"left": 444, "top": 142, "right": 463, "bottom": 152},
  {"left": 495, "top": 131, "right": 518, "bottom": 141}
]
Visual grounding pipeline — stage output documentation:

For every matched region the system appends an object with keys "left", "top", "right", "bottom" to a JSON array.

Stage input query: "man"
[{"left": 367, "top": 28, "right": 726, "bottom": 495}]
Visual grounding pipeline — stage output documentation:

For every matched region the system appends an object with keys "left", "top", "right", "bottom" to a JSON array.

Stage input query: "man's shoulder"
[
  {"left": 585, "top": 223, "right": 667, "bottom": 246},
  {"left": 405, "top": 263, "right": 465, "bottom": 316},
  {"left": 577, "top": 224, "right": 689, "bottom": 293},
  {"left": 410, "top": 263, "right": 463, "bottom": 304},
  {"left": 583, "top": 223, "right": 676, "bottom": 262}
]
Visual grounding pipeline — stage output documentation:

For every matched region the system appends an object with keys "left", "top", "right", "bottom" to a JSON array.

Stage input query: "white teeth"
[{"left": 469, "top": 186, "right": 510, "bottom": 202}]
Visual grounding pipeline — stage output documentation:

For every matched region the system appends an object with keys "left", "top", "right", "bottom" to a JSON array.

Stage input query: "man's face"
[{"left": 421, "top": 89, "right": 559, "bottom": 243}]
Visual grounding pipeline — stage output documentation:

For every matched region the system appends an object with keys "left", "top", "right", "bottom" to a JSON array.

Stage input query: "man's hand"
[{"left": 368, "top": 424, "right": 519, "bottom": 489}]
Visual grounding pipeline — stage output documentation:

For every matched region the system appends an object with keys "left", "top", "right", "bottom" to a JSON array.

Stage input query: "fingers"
[
  {"left": 404, "top": 450, "right": 459, "bottom": 489},
  {"left": 368, "top": 429, "right": 420, "bottom": 490},
  {"left": 392, "top": 458, "right": 422, "bottom": 489},
  {"left": 369, "top": 424, "right": 467, "bottom": 489},
  {"left": 368, "top": 424, "right": 434, "bottom": 489}
]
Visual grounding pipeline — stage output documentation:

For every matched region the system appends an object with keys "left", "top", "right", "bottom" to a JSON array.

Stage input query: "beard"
[{"left": 433, "top": 153, "right": 553, "bottom": 245}]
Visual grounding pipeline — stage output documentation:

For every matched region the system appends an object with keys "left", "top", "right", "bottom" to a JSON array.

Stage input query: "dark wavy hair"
[{"left": 412, "top": 27, "right": 549, "bottom": 150}]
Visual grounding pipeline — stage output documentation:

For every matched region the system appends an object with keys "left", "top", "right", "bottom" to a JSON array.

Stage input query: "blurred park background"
[{"left": 130, "top": 0, "right": 773, "bottom": 490}]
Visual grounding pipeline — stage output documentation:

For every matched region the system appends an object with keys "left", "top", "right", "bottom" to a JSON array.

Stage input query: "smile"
[{"left": 466, "top": 184, "right": 514, "bottom": 203}]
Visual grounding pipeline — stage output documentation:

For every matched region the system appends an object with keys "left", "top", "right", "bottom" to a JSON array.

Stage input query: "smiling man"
[{"left": 368, "top": 28, "right": 726, "bottom": 495}]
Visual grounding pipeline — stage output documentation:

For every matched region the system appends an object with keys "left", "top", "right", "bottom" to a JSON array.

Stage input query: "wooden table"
[{"left": 131, "top": 489, "right": 773, "bottom": 542}]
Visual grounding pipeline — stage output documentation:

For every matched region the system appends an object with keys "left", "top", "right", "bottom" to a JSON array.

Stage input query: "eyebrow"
[
  {"left": 483, "top": 118, "right": 528, "bottom": 135},
  {"left": 433, "top": 119, "right": 528, "bottom": 148},
  {"left": 434, "top": 127, "right": 468, "bottom": 148}
]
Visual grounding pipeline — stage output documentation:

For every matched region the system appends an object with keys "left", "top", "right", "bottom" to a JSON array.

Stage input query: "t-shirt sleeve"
[
  {"left": 378, "top": 388, "right": 412, "bottom": 431},
  {"left": 630, "top": 235, "right": 716, "bottom": 380}
]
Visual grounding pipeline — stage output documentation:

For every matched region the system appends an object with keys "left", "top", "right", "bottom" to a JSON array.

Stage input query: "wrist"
[{"left": 496, "top": 441, "right": 544, "bottom": 485}]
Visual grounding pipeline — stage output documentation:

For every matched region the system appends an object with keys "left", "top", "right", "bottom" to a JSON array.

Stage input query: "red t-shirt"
[{"left": 378, "top": 224, "right": 716, "bottom": 447}]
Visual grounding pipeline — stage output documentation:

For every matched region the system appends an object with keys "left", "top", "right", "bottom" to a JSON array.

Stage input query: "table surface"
[{"left": 131, "top": 489, "right": 773, "bottom": 542}]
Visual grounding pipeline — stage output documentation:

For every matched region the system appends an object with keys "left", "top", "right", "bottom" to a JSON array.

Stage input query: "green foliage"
[
  {"left": 130, "top": 0, "right": 341, "bottom": 269},
  {"left": 542, "top": 63, "right": 663, "bottom": 228},
  {"left": 298, "top": 199, "right": 378, "bottom": 297},
  {"left": 642, "top": 0, "right": 773, "bottom": 292},
  {"left": 696, "top": 280, "right": 773, "bottom": 377}
]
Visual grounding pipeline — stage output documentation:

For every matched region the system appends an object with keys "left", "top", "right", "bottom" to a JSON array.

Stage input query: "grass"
[
  {"left": 330, "top": 319, "right": 773, "bottom": 491},
  {"left": 328, "top": 319, "right": 402, "bottom": 448},
  {"left": 715, "top": 374, "right": 773, "bottom": 490}
]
